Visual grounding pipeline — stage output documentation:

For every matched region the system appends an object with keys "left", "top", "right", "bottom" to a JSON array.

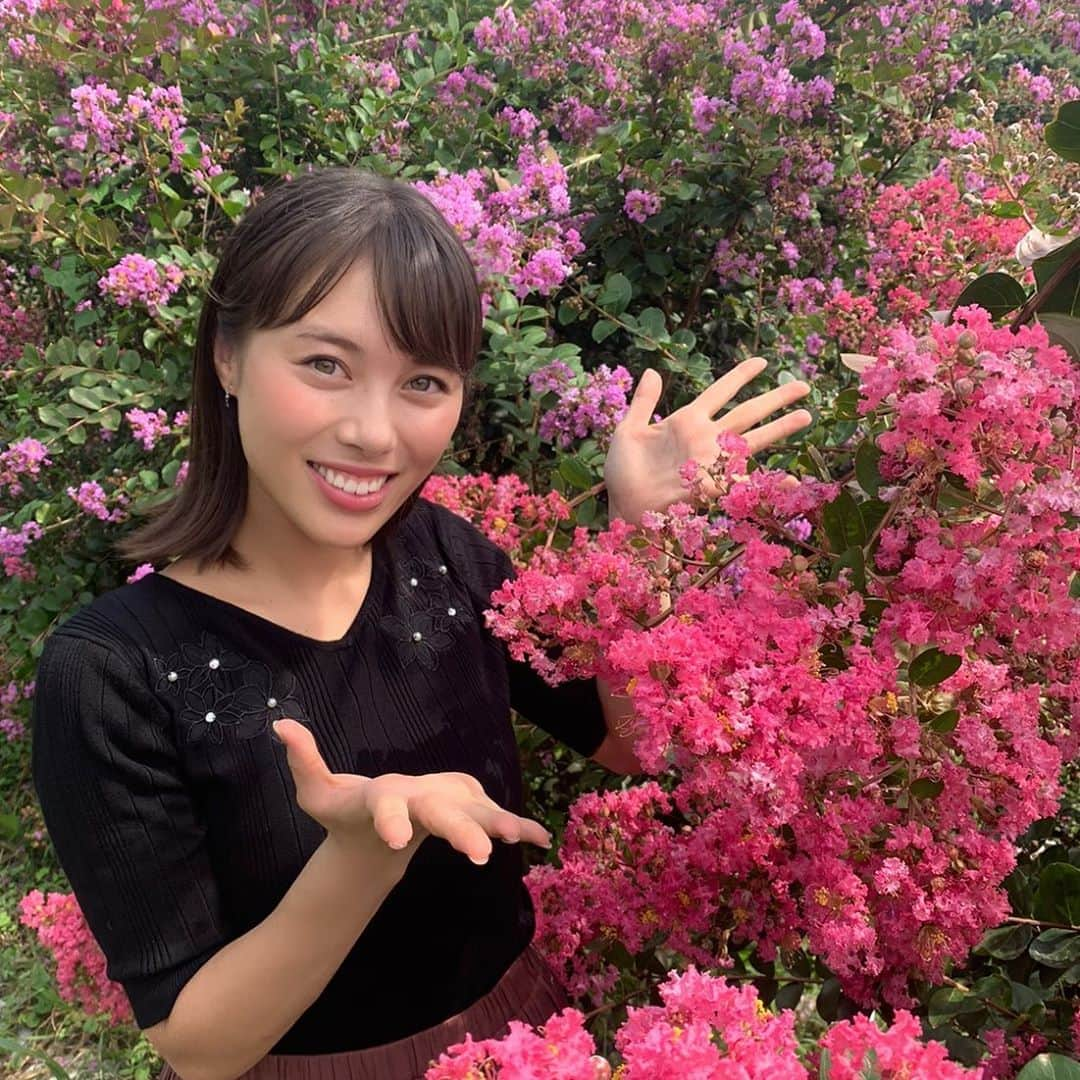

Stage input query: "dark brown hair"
[{"left": 114, "top": 166, "right": 483, "bottom": 573}]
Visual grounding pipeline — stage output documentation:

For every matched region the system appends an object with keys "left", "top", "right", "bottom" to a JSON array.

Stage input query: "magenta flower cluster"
[
  {"left": 528, "top": 360, "right": 633, "bottom": 450},
  {"left": 18, "top": 890, "right": 132, "bottom": 1025},
  {"left": 428, "top": 965, "right": 974, "bottom": 1077},
  {"left": 479, "top": 311, "right": 1077, "bottom": 1009}
]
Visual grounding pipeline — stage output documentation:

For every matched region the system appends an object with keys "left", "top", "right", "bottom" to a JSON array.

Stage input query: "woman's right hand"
[{"left": 272, "top": 718, "right": 552, "bottom": 865}]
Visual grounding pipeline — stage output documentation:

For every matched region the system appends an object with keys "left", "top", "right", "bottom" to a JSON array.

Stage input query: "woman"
[{"left": 30, "top": 167, "right": 812, "bottom": 1079}]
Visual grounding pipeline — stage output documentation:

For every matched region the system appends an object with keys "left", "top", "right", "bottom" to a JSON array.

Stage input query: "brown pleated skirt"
[{"left": 155, "top": 944, "right": 570, "bottom": 1080}]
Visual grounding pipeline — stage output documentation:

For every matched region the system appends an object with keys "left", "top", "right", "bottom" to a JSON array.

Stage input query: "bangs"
[{"left": 242, "top": 176, "right": 482, "bottom": 377}]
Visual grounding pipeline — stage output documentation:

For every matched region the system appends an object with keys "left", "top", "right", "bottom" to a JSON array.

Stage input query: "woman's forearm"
[{"left": 152, "top": 831, "right": 412, "bottom": 1080}]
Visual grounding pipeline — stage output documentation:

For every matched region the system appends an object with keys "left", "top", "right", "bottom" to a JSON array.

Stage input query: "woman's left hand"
[{"left": 603, "top": 357, "right": 814, "bottom": 525}]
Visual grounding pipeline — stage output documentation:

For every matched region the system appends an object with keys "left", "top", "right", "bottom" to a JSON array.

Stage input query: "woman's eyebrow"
[{"left": 294, "top": 327, "right": 365, "bottom": 354}]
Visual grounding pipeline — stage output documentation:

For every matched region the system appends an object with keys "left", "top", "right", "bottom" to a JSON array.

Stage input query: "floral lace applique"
[
  {"left": 378, "top": 546, "right": 475, "bottom": 670},
  {"left": 150, "top": 631, "right": 309, "bottom": 745}
]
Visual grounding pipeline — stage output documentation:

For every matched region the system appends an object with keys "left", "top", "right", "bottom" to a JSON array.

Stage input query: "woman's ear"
[{"left": 213, "top": 332, "right": 238, "bottom": 393}]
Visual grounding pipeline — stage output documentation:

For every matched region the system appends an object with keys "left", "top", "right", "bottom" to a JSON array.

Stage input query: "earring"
[{"left": 224, "top": 387, "right": 231, "bottom": 409}]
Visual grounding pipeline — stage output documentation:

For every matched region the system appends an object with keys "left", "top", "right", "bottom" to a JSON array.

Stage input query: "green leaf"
[
  {"left": 1038, "top": 313, "right": 1080, "bottom": 360},
  {"left": 37, "top": 405, "right": 66, "bottom": 428},
  {"left": 952, "top": 272, "right": 1028, "bottom": 320},
  {"left": 928, "top": 708, "right": 960, "bottom": 733},
  {"left": 831, "top": 546, "right": 866, "bottom": 591},
  {"left": 1032, "top": 236, "right": 1080, "bottom": 318},
  {"left": 773, "top": 981, "right": 803, "bottom": 1010},
  {"left": 927, "top": 986, "right": 983, "bottom": 1026},
  {"left": 854, "top": 439, "right": 882, "bottom": 497},
  {"left": 834, "top": 387, "right": 860, "bottom": 420},
  {"left": 592, "top": 319, "right": 619, "bottom": 343},
  {"left": 1034, "top": 863, "right": 1080, "bottom": 926},
  {"left": 975, "top": 923, "right": 1032, "bottom": 960},
  {"left": 1029, "top": 929, "right": 1080, "bottom": 968},
  {"left": 1016, "top": 1055, "right": 1080, "bottom": 1080},
  {"left": 558, "top": 455, "right": 595, "bottom": 491},
  {"left": 909, "top": 647, "right": 962, "bottom": 688},
  {"left": 1046, "top": 100, "right": 1080, "bottom": 163},
  {"left": 598, "top": 272, "right": 632, "bottom": 315},
  {"left": 911, "top": 777, "right": 944, "bottom": 799},
  {"left": 821, "top": 489, "right": 865, "bottom": 553},
  {"left": 990, "top": 200, "right": 1026, "bottom": 219},
  {"left": 636, "top": 307, "right": 668, "bottom": 343},
  {"left": 68, "top": 386, "right": 102, "bottom": 410}
]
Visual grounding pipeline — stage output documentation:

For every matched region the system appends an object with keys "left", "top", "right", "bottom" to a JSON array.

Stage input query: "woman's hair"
[{"left": 114, "top": 166, "right": 483, "bottom": 573}]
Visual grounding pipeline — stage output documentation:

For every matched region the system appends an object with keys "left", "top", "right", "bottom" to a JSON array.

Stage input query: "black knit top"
[{"left": 29, "top": 498, "right": 606, "bottom": 1053}]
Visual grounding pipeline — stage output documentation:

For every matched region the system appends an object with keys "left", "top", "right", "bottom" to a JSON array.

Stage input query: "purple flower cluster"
[
  {"left": 64, "top": 80, "right": 188, "bottom": 173},
  {"left": 0, "top": 436, "right": 50, "bottom": 497},
  {"left": 0, "top": 520, "right": 42, "bottom": 580},
  {"left": 0, "top": 678, "right": 34, "bottom": 742},
  {"left": 64, "top": 480, "right": 129, "bottom": 524},
  {"left": 413, "top": 142, "right": 584, "bottom": 305},
  {"left": 98, "top": 255, "right": 183, "bottom": 316},
  {"left": 125, "top": 406, "right": 173, "bottom": 450},
  {"left": 528, "top": 360, "right": 633, "bottom": 450},
  {"left": 623, "top": 188, "right": 662, "bottom": 223}
]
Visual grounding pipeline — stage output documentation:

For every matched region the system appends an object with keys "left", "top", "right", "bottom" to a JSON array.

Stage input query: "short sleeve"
[
  {"left": 30, "top": 633, "right": 234, "bottom": 1029},
  {"left": 438, "top": 507, "right": 609, "bottom": 758}
]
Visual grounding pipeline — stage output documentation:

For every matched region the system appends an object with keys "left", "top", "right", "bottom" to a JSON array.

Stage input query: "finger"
[
  {"left": 272, "top": 719, "right": 333, "bottom": 787},
  {"left": 622, "top": 367, "right": 664, "bottom": 429},
  {"left": 694, "top": 356, "right": 768, "bottom": 418},
  {"left": 371, "top": 793, "right": 414, "bottom": 850},
  {"left": 718, "top": 381, "right": 811, "bottom": 434},
  {"left": 470, "top": 803, "right": 553, "bottom": 849},
  {"left": 416, "top": 801, "right": 494, "bottom": 866},
  {"left": 740, "top": 410, "right": 814, "bottom": 454}
]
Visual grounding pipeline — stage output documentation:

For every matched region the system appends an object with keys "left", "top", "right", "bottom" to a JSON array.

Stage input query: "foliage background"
[{"left": 0, "top": 0, "right": 1078, "bottom": 1075}]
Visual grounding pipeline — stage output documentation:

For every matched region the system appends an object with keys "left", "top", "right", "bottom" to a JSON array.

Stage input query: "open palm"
[{"left": 604, "top": 357, "right": 814, "bottom": 525}]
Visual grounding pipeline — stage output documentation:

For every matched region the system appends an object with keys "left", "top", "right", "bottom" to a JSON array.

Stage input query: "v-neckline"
[{"left": 146, "top": 540, "right": 386, "bottom": 650}]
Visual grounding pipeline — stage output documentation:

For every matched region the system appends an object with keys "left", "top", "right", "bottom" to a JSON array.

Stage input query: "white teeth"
[{"left": 312, "top": 463, "right": 389, "bottom": 496}]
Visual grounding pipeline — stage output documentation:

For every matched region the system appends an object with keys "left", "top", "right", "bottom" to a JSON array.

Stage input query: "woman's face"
[{"left": 215, "top": 259, "right": 465, "bottom": 555}]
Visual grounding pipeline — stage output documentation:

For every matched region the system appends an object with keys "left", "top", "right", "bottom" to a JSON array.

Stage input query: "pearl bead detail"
[
  {"left": 167, "top": 671, "right": 178, "bottom": 682},
  {"left": 209, "top": 658, "right": 220, "bottom": 669},
  {"left": 267, "top": 697, "right": 277, "bottom": 708},
  {"left": 447, "top": 607, "right": 456, "bottom": 616},
  {"left": 205, "top": 711, "right": 216, "bottom": 723},
  {"left": 438, "top": 564, "right": 447, "bottom": 574},
  {"left": 410, "top": 577, "right": 418, "bottom": 587},
  {"left": 412, "top": 631, "right": 422, "bottom": 642}
]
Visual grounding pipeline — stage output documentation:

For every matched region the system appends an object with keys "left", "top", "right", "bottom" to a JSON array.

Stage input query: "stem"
[{"left": 1006, "top": 914, "right": 1080, "bottom": 933}]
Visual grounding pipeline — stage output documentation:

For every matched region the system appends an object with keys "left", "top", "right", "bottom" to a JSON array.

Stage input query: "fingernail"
[
  {"left": 470, "top": 855, "right": 489, "bottom": 866},
  {"left": 270, "top": 722, "right": 283, "bottom": 743}
]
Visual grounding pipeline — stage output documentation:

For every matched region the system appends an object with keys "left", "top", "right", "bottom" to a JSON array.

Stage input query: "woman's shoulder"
[{"left": 41, "top": 574, "right": 177, "bottom": 670}]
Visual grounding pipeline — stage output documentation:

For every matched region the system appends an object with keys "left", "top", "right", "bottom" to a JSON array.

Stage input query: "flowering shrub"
[
  {"left": 18, "top": 890, "right": 133, "bottom": 1026},
  {"left": 1, "top": 0, "right": 1078, "bottom": 1074},
  {"left": 426, "top": 967, "right": 976, "bottom": 1078}
]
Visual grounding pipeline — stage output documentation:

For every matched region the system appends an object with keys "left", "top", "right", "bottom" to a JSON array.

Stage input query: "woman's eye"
[
  {"left": 409, "top": 375, "right": 449, "bottom": 393},
  {"left": 305, "top": 356, "right": 342, "bottom": 376}
]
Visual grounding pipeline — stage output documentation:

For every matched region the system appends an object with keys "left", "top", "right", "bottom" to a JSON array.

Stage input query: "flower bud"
[
  {"left": 954, "top": 377, "right": 975, "bottom": 396},
  {"left": 964, "top": 547, "right": 982, "bottom": 564},
  {"left": 1050, "top": 414, "right": 1069, "bottom": 437},
  {"left": 955, "top": 330, "right": 977, "bottom": 350}
]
